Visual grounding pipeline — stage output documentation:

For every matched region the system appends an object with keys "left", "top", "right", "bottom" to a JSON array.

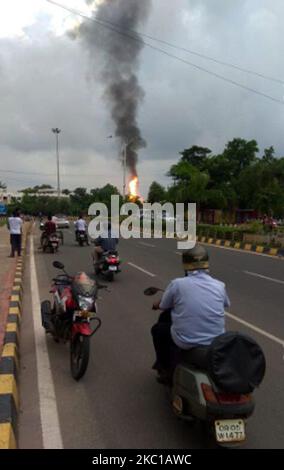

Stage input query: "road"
[{"left": 19, "top": 227, "right": 284, "bottom": 449}]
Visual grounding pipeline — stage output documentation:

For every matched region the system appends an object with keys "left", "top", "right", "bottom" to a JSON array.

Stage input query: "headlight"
[{"left": 78, "top": 295, "right": 94, "bottom": 311}]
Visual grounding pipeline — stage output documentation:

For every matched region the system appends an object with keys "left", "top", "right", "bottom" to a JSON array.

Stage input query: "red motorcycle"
[
  {"left": 41, "top": 261, "right": 103, "bottom": 380},
  {"left": 94, "top": 250, "right": 121, "bottom": 282}
]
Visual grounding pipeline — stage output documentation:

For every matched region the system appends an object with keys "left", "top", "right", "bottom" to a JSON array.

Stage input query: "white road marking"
[
  {"left": 225, "top": 311, "right": 284, "bottom": 347},
  {"left": 244, "top": 271, "right": 284, "bottom": 285},
  {"left": 128, "top": 262, "right": 156, "bottom": 277},
  {"left": 138, "top": 242, "right": 156, "bottom": 248},
  {"left": 30, "top": 236, "right": 63, "bottom": 449}
]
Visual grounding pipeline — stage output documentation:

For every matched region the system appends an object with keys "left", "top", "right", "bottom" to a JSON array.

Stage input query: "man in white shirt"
[
  {"left": 74, "top": 214, "right": 89, "bottom": 245},
  {"left": 7, "top": 210, "right": 23, "bottom": 257}
]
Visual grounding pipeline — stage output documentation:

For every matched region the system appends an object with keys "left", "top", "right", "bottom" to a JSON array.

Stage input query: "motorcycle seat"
[{"left": 180, "top": 346, "right": 210, "bottom": 371}]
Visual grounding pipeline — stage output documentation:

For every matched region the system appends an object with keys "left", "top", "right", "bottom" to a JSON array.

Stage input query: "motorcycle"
[
  {"left": 94, "top": 250, "right": 121, "bottom": 282},
  {"left": 41, "top": 261, "right": 104, "bottom": 380},
  {"left": 145, "top": 286, "right": 266, "bottom": 447},
  {"left": 42, "top": 233, "right": 60, "bottom": 253},
  {"left": 76, "top": 230, "right": 89, "bottom": 247}
]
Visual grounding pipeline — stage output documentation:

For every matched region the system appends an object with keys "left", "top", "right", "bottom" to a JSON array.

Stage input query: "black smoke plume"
[{"left": 77, "top": 0, "right": 152, "bottom": 177}]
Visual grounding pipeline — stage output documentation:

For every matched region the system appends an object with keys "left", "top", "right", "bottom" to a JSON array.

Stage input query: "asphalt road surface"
[{"left": 19, "top": 226, "right": 284, "bottom": 449}]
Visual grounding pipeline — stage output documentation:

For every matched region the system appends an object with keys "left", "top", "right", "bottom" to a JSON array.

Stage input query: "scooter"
[
  {"left": 144, "top": 286, "right": 266, "bottom": 447},
  {"left": 76, "top": 230, "right": 89, "bottom": 246}
]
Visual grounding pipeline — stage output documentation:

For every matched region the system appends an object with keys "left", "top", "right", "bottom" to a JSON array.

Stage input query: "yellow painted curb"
[
  {"left": 208, "top": 238, "right": 213, "bottom": 244},
  {"left": 0, "top": 423, "right": 16, "bottom": 449},
  {"left": 12, "top": 285, "right": 22, "bottom": 292},
  {"left": 10, "top": 295, "right": 21, "bottom": 304},
  {"left": 2, "top": 343, "right": 18, "bottom": 358},
  {"left": 9, "top": 306, "right": 21, "bottom": 316},
  {"left": 0, "top": 374, "right": 19, "bottom": 410},
  {"left": 224, "top": 240, "right": 231, "bottom": 247},
  {"left": 1, "top": 343, "right": 19, "bottom": 370},
  {"left": 234, "top": 242, "right": 241, "bottom": 249},
  {"left": 256, "top": 246, "right": 264, "bottom": 254},
  {"left": 215, "top": 240, "right": 222, "bottom": 246},
  {"left": 244, "top": 244, "right": 252, "bottom": 251},
  {"left": 5, "top": 323, "right": 20, "bottom": 343},
  {"left": 269, "top": 248, "right": 278, "bottom": 256}
]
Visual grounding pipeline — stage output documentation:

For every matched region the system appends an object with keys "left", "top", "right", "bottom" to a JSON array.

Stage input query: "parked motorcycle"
[
  {"left": 76, "top": 230, "right": 89, "bottom": 247},
  {"left": 145, "top": 286, "right": 266, "bottom": 447},
  {"left": 94, "top": 250, "right": 121, "bottom": 282},
  {"left": 41, "top": 261, "right": 104, "bottom": 380}
]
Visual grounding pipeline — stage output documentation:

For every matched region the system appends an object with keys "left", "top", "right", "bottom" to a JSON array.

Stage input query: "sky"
[{"left": 1, "top": 0, "right": 284, "bottom": 197}]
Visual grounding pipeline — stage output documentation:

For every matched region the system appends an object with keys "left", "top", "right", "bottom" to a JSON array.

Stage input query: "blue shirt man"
[
  {"left": 160, "top": 270, "right": 230, "bottom": 349},
  {"left": 151, "top": 244, "right": 230, "bottom": 380}
]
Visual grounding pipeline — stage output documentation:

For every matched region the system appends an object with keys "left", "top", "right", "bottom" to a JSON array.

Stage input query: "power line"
[
  {"left": 46, "top": 0, "right": 284, "bottom": 105},
  {"left": 67, "top": 2, "right": 284, "bottom": 85}
]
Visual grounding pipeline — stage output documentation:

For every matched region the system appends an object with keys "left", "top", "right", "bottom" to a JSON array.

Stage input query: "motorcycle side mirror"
[
  {"left": 144, "top": 287, "right": 162, "bottom": 296},
  {"left": 53, "top": 261, "right": 64, "bottom": 270}
]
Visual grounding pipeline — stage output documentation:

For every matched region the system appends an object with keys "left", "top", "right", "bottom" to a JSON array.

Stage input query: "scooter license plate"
[
  {"left": 215, "top": 419, "right": 245, "bottom": 443},
  {"left": 52, "top": 243, "right": 57, "bottom": 247},
  {"left": 109, "top": 266, "right": 117, "bottom": 271}
]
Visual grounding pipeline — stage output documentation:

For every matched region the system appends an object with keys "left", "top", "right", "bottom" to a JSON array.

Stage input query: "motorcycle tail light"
[
  {"left": 202, "top": 384, "right": 252, "bottom": 405},
  {"left": 201, "top": 384, "right": 218, "bottom": 404},
  {"left": 216, "top": 393, "right": 252, "bottom": 405},
  {"left": 108, "top": 257, "right": 118, "bottom": 264}
]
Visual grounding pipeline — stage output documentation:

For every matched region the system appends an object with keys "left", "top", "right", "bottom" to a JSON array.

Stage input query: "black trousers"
[
  {"left": 151, "top": 310, "right": 209, "bottom": 372},
  {"left": 10, "top": 234, "right": 22, "bottom": 256},
  {"left": 151, "top": 310, "right": 179, "bottom": 372}
]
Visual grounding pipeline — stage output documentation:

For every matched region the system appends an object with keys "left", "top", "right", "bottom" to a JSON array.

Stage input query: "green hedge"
[{"left": 197, "top": 224, "right": 246, "bottom": 241}]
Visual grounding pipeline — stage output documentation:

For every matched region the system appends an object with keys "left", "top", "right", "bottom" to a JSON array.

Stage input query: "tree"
[
  {"left": 92, "top": 184, "right": 121, "bottom": 210},
  {"left": 168, "top": 161, "right": 210, "bottom": 206},
  {"left": 72, "top": 187, "right": 88, "bottom": 199},
  {"left": 62, "top": 189, "right": 71, "bottom": 195},
  {"left": 180, "top": 146, "right": 211, "bottom": 171},
  {"left": 21, "top": 184, "right": 53, "bottom": 194},
  {"left": 223, "top": 138, "right": 259, "bottom": 178},
  {"left": 263, "top": 146, "right": 275, "bottom": 163},
  {"left": 0, "top": 181, "right": 7, "bottom": 190},
  {"left": 147, "top": 182, "right": 166, "bottom": 203}
]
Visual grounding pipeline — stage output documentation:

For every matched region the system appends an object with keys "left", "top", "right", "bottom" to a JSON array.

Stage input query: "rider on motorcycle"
[
  {"left": 41, "top": 214, "right": 57, "bottom": 248},
  {"left": 93, "top": 222, "right": 119, "bottom": 264},
  {"left": 151, "top": 244, "right": 230, "bottom": 383},
  {"left": 75, "top": 214, "right": 89, "bottom": 245}
]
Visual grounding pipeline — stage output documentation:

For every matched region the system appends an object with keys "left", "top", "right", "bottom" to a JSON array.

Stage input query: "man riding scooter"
[
  {"left": 41, "top": 214, "right": 57, "bottom": 249},
  {"left": 151, "top": 244, "right": 230, "bottom": 384},
  {"left": 75, "top": 214, "right": 89, "bottom": 245},
  {"left": 93, "top": 221, "right": 119, "bottom": 264}
]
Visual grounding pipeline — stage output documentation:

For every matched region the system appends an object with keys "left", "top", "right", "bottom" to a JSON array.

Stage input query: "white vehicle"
[{"left": 52, "top": 215, "right": 70, "bottom": 229}]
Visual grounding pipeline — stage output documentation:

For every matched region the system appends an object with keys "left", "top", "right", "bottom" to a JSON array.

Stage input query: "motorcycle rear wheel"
[
  {"left": 106, "top": 271, "right": 114, "bottom": 282},
  {"left": 70, "top": 334, "right": 90, "bottom": 381}
]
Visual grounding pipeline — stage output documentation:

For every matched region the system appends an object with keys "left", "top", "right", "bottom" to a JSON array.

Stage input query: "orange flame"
[{"left": 129, "top": 176, "right": 139, "bottom": 199}]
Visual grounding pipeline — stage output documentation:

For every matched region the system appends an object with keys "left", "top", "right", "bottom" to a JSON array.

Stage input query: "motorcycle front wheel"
[{"left": 70, "top": 334, "right": 90, "bottom": 381}]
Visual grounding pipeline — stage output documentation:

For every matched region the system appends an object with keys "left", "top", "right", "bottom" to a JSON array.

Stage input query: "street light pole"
[
  {"left": 108, "top": 135, "right": 127, "bottom": 199},
  {"left": 52, "top": 128, "right": 61, "bottom": 198},
  {"left": 123, "top": 142, "right": 127, "bottom": 199}
]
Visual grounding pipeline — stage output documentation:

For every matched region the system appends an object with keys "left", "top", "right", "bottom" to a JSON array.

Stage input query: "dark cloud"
[{"left": 1, "top": 0, "right": 284, "bottom": 197}]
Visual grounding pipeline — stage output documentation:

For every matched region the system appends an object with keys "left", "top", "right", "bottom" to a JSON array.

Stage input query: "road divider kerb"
[
  {"left": 197, "top": 236, "right": 284, "bottom": 258},
  {"left": 0, "top": 224, "right": 31, "bottom": 449}
]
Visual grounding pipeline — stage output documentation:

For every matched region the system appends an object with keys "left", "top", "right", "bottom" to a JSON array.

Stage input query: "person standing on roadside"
[{"left": 7, "top": 209, "right": 23, "bottom": 258}]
